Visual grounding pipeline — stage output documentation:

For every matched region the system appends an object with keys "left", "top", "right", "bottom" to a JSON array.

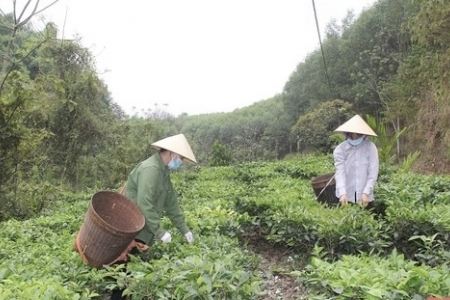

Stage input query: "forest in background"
[{"left": 1, "top": 0, "right": 450, "bottom": 221}]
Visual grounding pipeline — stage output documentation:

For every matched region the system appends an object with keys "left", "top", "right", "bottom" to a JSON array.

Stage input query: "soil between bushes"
[{"left": 243, "top": 232, "right": 309, "bottom": 300}]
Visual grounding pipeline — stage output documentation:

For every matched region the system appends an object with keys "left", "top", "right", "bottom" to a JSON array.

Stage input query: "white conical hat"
[
  {"left": 151, "top": 134, "right": 197, "bottom": 164},
  {"left": 334, "top": 115, "right": 377, "bottom": 136}
]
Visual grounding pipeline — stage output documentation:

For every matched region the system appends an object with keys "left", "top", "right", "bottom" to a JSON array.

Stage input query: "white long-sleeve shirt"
[{"left": 333, "top": 139, "right": 379, "bottom": 202}]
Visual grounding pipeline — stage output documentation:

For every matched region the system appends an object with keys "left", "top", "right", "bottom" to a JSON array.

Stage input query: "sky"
[{"left": 4, "top": 0, "right": 376, "bottom": 116}]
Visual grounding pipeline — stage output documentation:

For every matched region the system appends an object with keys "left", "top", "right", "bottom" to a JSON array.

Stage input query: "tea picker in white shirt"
[{"left": 333, "top": 115, "right": 379, "bottom": 208}]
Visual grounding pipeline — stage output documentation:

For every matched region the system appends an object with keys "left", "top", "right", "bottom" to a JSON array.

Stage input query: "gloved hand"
[
  {"left": 360, "top": 193, "right": 370, "bottom": 207},
  {"left": 184, "top": 231, "right": 194, "bottom": 243},
  {"left": 160, "top": 232, "right": 172, "bottom": 243},
  {"left": 339, "top": 194, "right": 348, "bottom": 205}
]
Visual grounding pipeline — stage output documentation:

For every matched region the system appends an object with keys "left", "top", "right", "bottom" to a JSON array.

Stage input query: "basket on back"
[
  {"left": 75, "top": 191, "right": 145, "bottom": 268},
  {"left": 311, "top": 173, "right": 339, "bottom": 206}
]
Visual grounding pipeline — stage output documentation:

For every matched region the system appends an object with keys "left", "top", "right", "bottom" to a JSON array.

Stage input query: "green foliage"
[
  {"left": 295, "top": 247, "right": 450, "bottom": 299},
  {"left": 2, "top": 156, "right": 450, "bottom": 298},
  {"left": 291, "top": 99, "right": 353, "bottom": 153},
  {"left": 410, "top": 0, "right": 450, "bottom": 51},
  {"left": 399, "top": 150, "right": 421, "bottom": 173},
  {"left": 405, "top": 0, "right": 450, "bottom": 168},
  {"left": 209, "top": 140, "right": 232, "bottom": 167},
  {"left": 408, "top": 234, "right": 449, "bottom": 267},
  {"left": 124, "top": 246, "right": 263, "bottom": 299},
  {"left": 1, "top": 181, "right": 63, "bottom": 220},
  {"left": 0, "top": 11, "right": 131, "bottom": 217},
  {"left": 283, "top": 0, "right": 414, "bottom": 121},
  {"left": 0, "top": 180, "right": 263, "bottom": 299},
  {"left": 74, "top": 117, "right": 165, "bottom": 189},
  {"left": 181, "top": 96, "right": 292, "bottom": 163},
  {"left": 0, "top": 64, "right": 56, "bottom": 220},
  {"left": 366, "top": 114, "right": 407, "bottom": 164},
  {"left": 40, "top": 41, "right": 121, "bottom": 185},
  {"left": 375, "top": 172, "right": 450, "bottom": 265}
]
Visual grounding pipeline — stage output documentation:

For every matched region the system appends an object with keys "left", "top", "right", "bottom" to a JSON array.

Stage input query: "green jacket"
[{"left": 124, "top": 153, "right": 189, "bottom": 245}]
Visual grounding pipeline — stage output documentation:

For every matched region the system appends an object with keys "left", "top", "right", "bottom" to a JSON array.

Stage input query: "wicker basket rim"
[{"left": 90, "top": 191, "right": 145, "bottom": 235}]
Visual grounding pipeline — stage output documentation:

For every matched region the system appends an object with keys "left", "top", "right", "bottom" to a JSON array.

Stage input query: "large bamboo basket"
[
  {"left": 311, "top": 173, "right": 339, "bottom": 206},
  {"left": 76, "top": 191, "right": 145, "bottom": 268}
]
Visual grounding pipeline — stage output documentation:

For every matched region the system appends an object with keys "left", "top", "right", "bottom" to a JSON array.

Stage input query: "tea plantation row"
[{"left": 1, "top": 154, "right": 450, "bottom": 299}]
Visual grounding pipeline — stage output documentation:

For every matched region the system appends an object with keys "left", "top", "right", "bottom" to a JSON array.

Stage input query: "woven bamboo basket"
[
  {"left": 311, "top": 173, "right": 339, "bottom": 206},
  {"left": 76, "top": 191, "right": 145, "bottom": 268}
]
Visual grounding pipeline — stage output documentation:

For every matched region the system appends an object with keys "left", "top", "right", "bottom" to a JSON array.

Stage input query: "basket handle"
[
  {"left": 118, "top": 182, "right": 127, "bottom": 195},
  {"left": 316, "top": 174, "right": 336, "bottom": 201}
]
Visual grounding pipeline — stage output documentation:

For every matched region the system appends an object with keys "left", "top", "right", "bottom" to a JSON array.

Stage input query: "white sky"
[{"left": 4, "top": 0, "right": 376, "bottom": 116}]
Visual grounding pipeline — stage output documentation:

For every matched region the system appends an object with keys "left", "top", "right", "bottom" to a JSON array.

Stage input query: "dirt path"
[{"left": 244, "top": 234, "right": 309, "bottom": 300}]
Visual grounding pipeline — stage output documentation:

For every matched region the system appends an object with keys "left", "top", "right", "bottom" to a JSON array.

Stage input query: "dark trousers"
[
  {"left": 351, "top": 192, "right": 375, "bottom": 210},
  {"left": 349, "top": 200, "right": 375, "bottom": 210},
  {"left": 110, "top": 242, "right": 143, "bottom": 300}
]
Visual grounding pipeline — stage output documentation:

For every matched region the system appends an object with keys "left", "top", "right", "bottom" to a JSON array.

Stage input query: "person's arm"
[
  {"left": 164, "top": 179, "right": 189, "bottom": 235},
  {"left": 136, "top": 166, "right": 166, "bottom": 240},
  {"left": 334, "top": 145, "right": 347, "bottom": 198},
  {"left": 363, "top": 143, "right": 379, "bottom": 197}
]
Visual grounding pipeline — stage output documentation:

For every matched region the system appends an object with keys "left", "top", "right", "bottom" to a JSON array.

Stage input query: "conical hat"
[
  {"left": 334, "top": 115, "right": 377, "bottom": 136},
  {"left": 151, "top": 134, "right": 197, "bottom": 164}
]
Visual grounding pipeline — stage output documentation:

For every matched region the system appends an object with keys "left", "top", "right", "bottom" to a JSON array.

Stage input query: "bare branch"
[
  {"left": 17, "top": 0, "right": 36, "bottom": 24},
  {"left": 13, "top": 0, "right": 18, "bottom": 23},
  {"left": 60, "top": 5, "right": 67, "bottom": 42},
  {"left": 14, "top": 0, "right": 61, "bottom": 29},
  {"left": 33, "top": 0, "right": 59, "bottom": 17},
  {"left": 17, "top": 0, "right": 41, "bottom": 27}
]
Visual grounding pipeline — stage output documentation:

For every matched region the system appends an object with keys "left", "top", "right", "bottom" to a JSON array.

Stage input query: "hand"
[
  {"left": 339, "top": 194, "right": 348, "bottom": 205},
  {"left": 160, "top": 232, "right": 172, "bottom": 243},
  {"left": 184, "top": 231, "right": 194, "bottom": 243},
  {"left": 360, "top": 193, "right": 370, "bottom": 207}
]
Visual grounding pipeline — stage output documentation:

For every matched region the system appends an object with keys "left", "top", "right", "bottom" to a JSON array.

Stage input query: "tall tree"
[{"left": 0, "top": 0, "right": 60, "bottom": 219}]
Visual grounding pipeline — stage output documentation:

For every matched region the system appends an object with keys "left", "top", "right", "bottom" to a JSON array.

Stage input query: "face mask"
[
  {"left": 347, "top": 135, "right": 366, "bottom": 147},
  {"left": 168, "top": 155, "right": 183, "bottom": 170}
]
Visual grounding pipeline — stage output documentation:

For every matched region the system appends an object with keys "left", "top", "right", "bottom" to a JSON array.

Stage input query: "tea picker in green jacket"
[{"left": 123, "top": 133, "right": 197, "bottom": 246}]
